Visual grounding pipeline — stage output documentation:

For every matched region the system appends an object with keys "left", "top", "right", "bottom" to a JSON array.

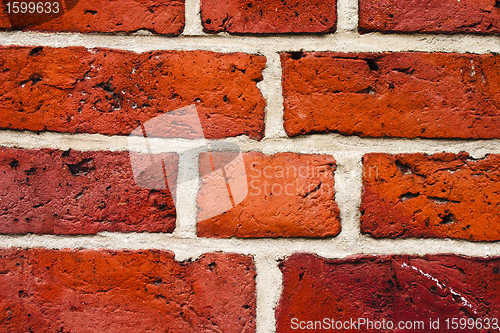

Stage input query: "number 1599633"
[{"left": 5, "top": 2, "right": 60, "bottom": 14}]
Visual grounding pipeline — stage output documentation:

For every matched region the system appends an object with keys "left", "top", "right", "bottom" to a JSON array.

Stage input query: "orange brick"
[
  {"left": 0, "top": 46, "right": 266, "bottom": 140},
  {"left": 197, "top": 152, "right": 340, "bottom": 238},
  {"left": 362, "top": 152, "right": 500, "bottom": 241}
]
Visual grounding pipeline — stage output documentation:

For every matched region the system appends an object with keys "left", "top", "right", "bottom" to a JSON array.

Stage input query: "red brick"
[
  {"left": 200, "top": 0, "right": 336, "bottom": 34},
  {"left": 359, "top": 0, "right": 500, "bottom": 34},
  {"left": 282, "top": 52, "right": 500, "bottom": 139},
  {"left": 361, "top": 152, "right": 500, "bottom": 241},
  {"left": 277, "top": 253, "right": 500, "bottom": 332},
  {"left": 0, "top": 0, "right": 184, "bottom": 35},
  {"left": 0, "top": 249, "right": 256, "bottom": 332},
  {"left": 0, "top": 147, "right": 178, "bottom": 234},
  {"left": 0, "top": 46, "right": 266, "bottom": 140},
  {"left": 197, "top": 152, "right": 340, "bottom": 238}
]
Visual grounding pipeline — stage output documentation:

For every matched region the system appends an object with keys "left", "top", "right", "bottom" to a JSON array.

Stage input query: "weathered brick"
[
  {"left": 277, "top": 253, "right": 500, "bottom": 332},
  {"left": 197, "top": 152, "right": 340, "bottom": 238},
  {"left": 0, "top": 148, "right": 178, "bottom": 234},
  {"left": 0, "top": 0, "right": 184, "bottom": 35},
  {"left": 361, "top": 152, "right": 500, "bottom": 241},
  {"left": 359, "top": 0, "right": 500, "bottom": 35},
  {"left": 0, "top": 46, "right": 266, "bottom": 140},
  {"left": 201, "top": 0, "right": 336, "bottom": 33},
  {"left": 0, "top": 249, "right": 256, "bottom": 332},
  {"left": 282, "top": 52, "right": 500, "bottom": 139}
]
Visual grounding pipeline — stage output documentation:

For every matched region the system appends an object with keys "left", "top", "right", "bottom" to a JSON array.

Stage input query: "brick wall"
[{"left": 1, "top": 0, "right": 500, "bottom": 332}]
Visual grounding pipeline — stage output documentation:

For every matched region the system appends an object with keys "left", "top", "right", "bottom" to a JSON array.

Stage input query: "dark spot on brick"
[
  {"left": 395, "top": 160, "right": 412, "bottom": 174},
  {"left": 290, "top": 52, "right": 303, "bottom": 60},
  {"left": 205, "top": 19, "right": 212, "bottom": 24},
  {"left": 393, "top": 67, "right": 415, "bottom": 75},
  {"left": 29, "top": 47, "right": 43, "bottom": 56},
  {"left": 9, "top": 159, "right": 19, "bottom": 168},
  {"left": 440, "top": 213, "right": 455, "bottom": 225},
  {"left": 20, "top": 74, "right": 42, "bottom": 86},
  {"left": 365, "top": 59, "right": 379, "bottom": 71},
  {"left": 400, "top": 192, "right": 419, "bottom": 202},
  {"left": 84, "top": 10, "right": 97, "bottom": 15},
  {"left": 494, "top": 267, "right": 499, "bottom": 274},
  {"left": 66, "top": 158, "right": 94, "bottom": 176},
  {"left": 24, "top": 167, "right": 36, "bottom": 176}
]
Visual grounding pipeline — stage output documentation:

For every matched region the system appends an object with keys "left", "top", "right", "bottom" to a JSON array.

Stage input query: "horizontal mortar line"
[
  {"left": 0, "top": 234, "right": 500, "bottom": 260},
  {"left": 2, "top": 130, "right": 500, "bottom": 157},
  {"left": 0, "top": 31, "right": 499, "bottom": 54}
]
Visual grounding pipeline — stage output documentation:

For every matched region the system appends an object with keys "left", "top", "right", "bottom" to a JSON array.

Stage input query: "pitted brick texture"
[
  {"left": 277, "top": 253, "right": 500, "bottom": 332},
  {"left": 0, "top": 46, "right": 266, "bottom": 140},
  {"left": 201, "top": 0, "right": 336, "bottom": 34},
  {"left": 0, "top": 249, "right": 256, "bottom": 333},
  {"left": 282, "top": 52, "right": 500, "bottom": 139},
  {"left": 197, "top": 152, "right": 340, "bottom": 238},
  {"left": 0, "top": 148, "right": 178, "bottom": 234},
  {"left": 0, "top": 0, "right": 185, "bottom": 35},
  {"left": 361, "top": 152, "right": 500, "bottom": 241},
  {"left": 359, "top": 0, "right": 500, "bottom": 35}
]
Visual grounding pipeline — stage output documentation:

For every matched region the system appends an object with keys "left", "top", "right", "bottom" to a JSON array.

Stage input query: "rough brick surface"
[
  {"left": 197, "top": 152, "right": 340, "bottom": 238},
  {"left": 0, "top": 148, "right": 178, "bottom": 234},
  {"left": 0, "top": 46, "right": 266, "bottom": 140},
  {"left": 359, "top": 0, "right": 500, "bottom": 35},
  {"left": 0, "top": 249, "right": 256, "bottom": 333},
  {"left": 201, "top": 0, "right": 336, "bottom": 34},
  {"left": 277, "top": 253, "right": 500, "bottom": 332},
  {"left": 361, "top": 152, "right": 500, "bottom": 241},
  {"left": 282, "top": 52, "right": 500, "bottom": 139},
  {"left": 0, "top": 0, "right": 184, "bottom": 35}
]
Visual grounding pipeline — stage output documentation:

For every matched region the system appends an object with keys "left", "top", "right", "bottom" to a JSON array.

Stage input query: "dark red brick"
[
  {"left": 0, "top": 46, "right": 266, "bottom": 140},
  {"left": 277, "top": 253, "right": 500, "bottom": 332},
  {"left": 0, "top": 249, "right": 256, "bottom": 332},
  {"left": 282, "top": 52, "right": 500, "bottom": 139},
  {"left": 361, "top": 152, "right": 500, "bottom": 241},
  {"left": 0, "top": 0, "right": 184, "bottom": 35},
  {"left": 197, "top": 152, "right": 340, "bottom": 238},
  {"left": 360, "top": 0, "right": 500, "bottom": 35},
  {"left": 0, "top": 147, "right": 178, "bottom": 234},
  {"left": 201, "top": 0, "right": 336, "bottom": 34}
]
